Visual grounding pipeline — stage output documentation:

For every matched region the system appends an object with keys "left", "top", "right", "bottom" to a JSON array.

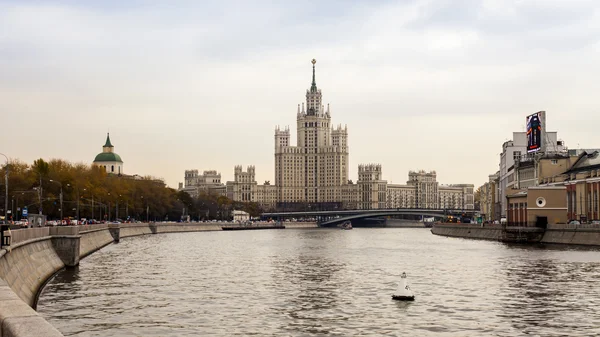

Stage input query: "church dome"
[
  {"left": 94, "top": 152, "right": 122, "bottom": 162},
  {"left": 93, "top": 133, "right": 123, "bottom": 164}
]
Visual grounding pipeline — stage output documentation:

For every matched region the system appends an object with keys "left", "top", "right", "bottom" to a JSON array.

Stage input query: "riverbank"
[
  {"left": 431, "top": 223, "right": 600, "bottom": 246},
  {"left": 0, "top": 221, "right": 316, "bottom": 337}
]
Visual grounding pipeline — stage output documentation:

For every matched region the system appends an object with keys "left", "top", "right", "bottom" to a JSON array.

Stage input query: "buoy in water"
[{"left": 392, "top": 272, "right": 415, "bottom": 301}]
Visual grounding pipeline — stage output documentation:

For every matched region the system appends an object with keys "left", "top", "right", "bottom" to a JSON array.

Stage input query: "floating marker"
[{"left": 392, "top": 272, "right": 415, "bottom": 301}]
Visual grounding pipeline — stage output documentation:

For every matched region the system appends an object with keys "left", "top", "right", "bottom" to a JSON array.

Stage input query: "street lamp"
[
  {"left": 48, "top": 179, "right": 63, "bottom": 221},
  {"left": 0, "top": 153, "right": 8, "bottom": 224},
  {"left": 141, "top": 196, "right": 148, "bottom": 223},
  {"left": 116, "top": 194, "right": 121, "bottom": 221}
]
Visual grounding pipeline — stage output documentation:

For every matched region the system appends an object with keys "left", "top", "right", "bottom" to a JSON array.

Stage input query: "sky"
[{"left": 2, "top": 0, "right": 600, "bottom": 189}]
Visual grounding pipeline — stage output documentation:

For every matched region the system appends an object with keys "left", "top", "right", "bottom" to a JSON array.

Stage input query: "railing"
[
  {"left": 78, "top": 223, "right": 109, "bottom": 233},
  {"left": 548, "top": 223, "right": 600, "bottom": 230},
  {"left": 2, "top": 227, "right": 50, "bottom": 246}
]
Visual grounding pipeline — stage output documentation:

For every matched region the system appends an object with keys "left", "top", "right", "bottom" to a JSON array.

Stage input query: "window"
[
  {"left": 111, "top": 165, "right": 114, "bottom": 172},
  {"left": 551, "top": 159, "right": 558, "bottom": 165},
  {"left": 513, "top": 151, "right": 521, "bottom": 161}
]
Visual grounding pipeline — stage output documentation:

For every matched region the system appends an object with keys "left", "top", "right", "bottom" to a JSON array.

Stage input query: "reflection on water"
[{"left": 37, "top": 229, "right": 600, "bottom": 336}]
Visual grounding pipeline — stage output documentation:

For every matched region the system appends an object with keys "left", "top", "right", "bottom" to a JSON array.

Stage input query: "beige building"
[
  {"left": 506, "top": 186, "right": 568, "bottom": 226},
  {"left": 274, "top": 59, "right": 349, "bottom": 206},
  {"left": 386, "top": 170, "right": 474, "bottom": 210},
  {"left": 225, "top": 166, "right": 277, "bottom": 210},
  {"left": 480, "top": 172, "right": 500, "bottom": 221},
  {"left": 540, "top": 150, "right": 600, "bottom": 222},
  {"left": 357, "top": 164, "right": 387, "bottom": 209},
  {"left": 180, "top": 169, "right": 226, "bottom": 198}
]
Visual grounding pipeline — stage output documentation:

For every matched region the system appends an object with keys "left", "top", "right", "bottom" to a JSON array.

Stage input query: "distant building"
[
  {"left": 232, "top": 210, "right": 250, "bottom": 222},
  {"left": 357, "top": 164, "right": 387, "bottom": 210},
  {"left": 180, "top": 60, "right": 475, "bottom": 211},
  {"left": 480, "top": 172, "right": 500, "bottom": 222},
  {"left": 386, "top": 170, "right": 474, "bottom": 210},
  {"left": 181, "top": 169, "right": 226, "bottom": 198},
  {"left": 224, "top": 166, "right": 277, "bottom": 210},
  {"left": 93, "top": 133, "right": 123, "bottom": 175}
]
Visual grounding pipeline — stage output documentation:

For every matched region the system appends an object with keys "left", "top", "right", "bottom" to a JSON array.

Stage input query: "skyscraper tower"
[{"left": 275, "top": 59, "right": 349, "bottom": 205}]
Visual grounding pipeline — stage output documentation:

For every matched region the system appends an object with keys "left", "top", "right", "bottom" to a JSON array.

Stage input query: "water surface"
[{"left": 38, "top": 228, "right": 600, "bottom": 336}]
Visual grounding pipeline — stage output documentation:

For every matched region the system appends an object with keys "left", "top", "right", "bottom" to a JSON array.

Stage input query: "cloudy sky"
[{"left": 2, "top": 0, "right": 600, "bottom": 189}]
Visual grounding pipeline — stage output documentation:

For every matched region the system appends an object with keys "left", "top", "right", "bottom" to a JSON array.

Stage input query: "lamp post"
[
  {"left": 0, "top": 153, "right": 8, "bottom": 224},
  {"left": 81, "top": 188, "right": 86, "bottom": 221},
  {"left": 48, "top": 179, "right": 63, "bottom": 221},
  {"left": 141, "top": 196, "right": 148, "bottom": 223}
]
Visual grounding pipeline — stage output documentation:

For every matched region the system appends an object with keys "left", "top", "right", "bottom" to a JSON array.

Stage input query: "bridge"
[{"left": 261, "top": 208, "right": 476, "bottom": 227}]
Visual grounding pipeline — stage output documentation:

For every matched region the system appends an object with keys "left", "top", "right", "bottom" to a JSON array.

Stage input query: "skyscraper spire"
[{"left": 310, "top": 59, "right": 317, "bottom": 92}]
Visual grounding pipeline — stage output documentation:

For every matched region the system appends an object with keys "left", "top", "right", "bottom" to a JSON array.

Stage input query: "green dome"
[{"left": 94, "top": 152, "right": 123, "bottom": 163}]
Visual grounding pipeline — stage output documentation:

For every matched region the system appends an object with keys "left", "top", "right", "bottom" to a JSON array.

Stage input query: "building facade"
[
  {"left": 357, "top": 164, "right": 387, "bottom": 209},
  {"left": 180, "top": 169, "right": 226, "bottom": 198},
  {"left": 540, "top": 151, "right": 600, "bottom": 222},
  {"left": 480, "top": 172, "right": 500, "bottom": 222},
  {"left": 498, "top": 131, "right": 564, "bottom": 218},
  {"left": 274, "top": 59, "right": 350, "bottom": 206},
  {"left": 386, "top": 170, "right": 474, "bottom": 210}
]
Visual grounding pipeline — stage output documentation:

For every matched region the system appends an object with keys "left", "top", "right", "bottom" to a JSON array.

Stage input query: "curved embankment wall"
[
  {"left": 0, "top": 238, "right": 65, "bottom": 307},
  {"left": 0, "top": 222, "right": 317, "bottom": 336},
  {"left": 432, "top": 224, "right": 600, "bottom": 246},
  {"left": 79, "top": 228, "right": 114, "bottom": 259},
  {"left": 119, "top": 224, "right": 153, "bottom": 238},
  {"left": 0, "top": 238, "right": 65, "bottom": 336}
]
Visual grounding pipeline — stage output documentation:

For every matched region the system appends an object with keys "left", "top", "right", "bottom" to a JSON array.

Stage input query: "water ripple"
[{"left": 37, "top": 229, "right": 600, "bottom": 336}]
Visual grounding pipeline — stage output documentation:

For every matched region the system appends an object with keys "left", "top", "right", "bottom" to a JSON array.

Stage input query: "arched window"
[{"left": 111, "top": 165, "right": 114, "bottom": 172}]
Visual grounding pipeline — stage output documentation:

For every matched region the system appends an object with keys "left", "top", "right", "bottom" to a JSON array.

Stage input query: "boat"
[
  {"left": 392, "top": 272, "right": 415, "bottom": 301},
  {"left": 339, "top": 221, "right": 353, "bottom": 230}
]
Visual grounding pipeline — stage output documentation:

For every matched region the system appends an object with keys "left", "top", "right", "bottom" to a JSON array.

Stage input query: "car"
[{"left": 569, "top": 220, "right": 581, "bottom": 225}]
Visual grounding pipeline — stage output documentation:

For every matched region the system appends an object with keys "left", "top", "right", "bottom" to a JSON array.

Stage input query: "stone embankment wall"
[
  {"left": 282, "top": 222, "right": 319, "bottom": 229},
  {"left": 119, "top": 223, "right": 154, "bottom": 238},
  {"left": 432, "top": 223, "right": 600, "bottom": 246},
  {"left": 79, "top": 225, "right": 114, "bottom": 259},
  {"left": 154, "top": 223, "right": 222, "bottom": 233},
  {"left": 0, "top": 277, "right": 63, "bottom": 337},
  {"left": 0, "top": 221, "right": 317, "bottom": 337},
  {"left": 430, "top": 224, "right": 504, "bottom": 241},
  {"left": 541, "top": 223, "right": 600, "bottom": 245}
]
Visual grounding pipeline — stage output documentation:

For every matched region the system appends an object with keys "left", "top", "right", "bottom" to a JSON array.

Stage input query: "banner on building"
[{"left": 526, "top": 111, "right": 545, "bottom": 153}]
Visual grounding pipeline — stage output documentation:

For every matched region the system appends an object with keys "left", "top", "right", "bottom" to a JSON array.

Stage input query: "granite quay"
[
  {"left": 431, "top": 222, "right": 600, "bottom": 246},
  {"left": 0, "top": 222, "right": 316, "bottom": 337}
]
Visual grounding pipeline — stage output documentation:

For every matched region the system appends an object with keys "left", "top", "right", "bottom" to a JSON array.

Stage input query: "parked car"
[{"left": 569, "top": 220, "right": 581, "bottom": 225}]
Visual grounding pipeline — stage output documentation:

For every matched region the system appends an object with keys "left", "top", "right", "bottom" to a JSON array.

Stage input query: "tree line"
[{"left": 0, "top": 158, "right": 264, "bottom": 222}]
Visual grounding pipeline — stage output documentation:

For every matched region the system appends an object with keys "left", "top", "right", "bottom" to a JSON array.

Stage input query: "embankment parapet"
[{"left": 0, "top": 221, "right": 317, "bottom": 337}]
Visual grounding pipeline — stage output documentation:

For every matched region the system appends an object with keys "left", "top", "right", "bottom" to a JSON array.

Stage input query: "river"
[{"left": 37, "top": 228, "right": 600, "bottom": 336}]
